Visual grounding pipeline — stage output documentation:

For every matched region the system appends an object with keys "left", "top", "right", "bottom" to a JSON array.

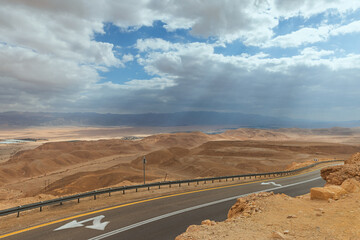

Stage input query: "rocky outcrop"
[
  {"left": 321, "top": 164, "right": 360, "bottom": 185},
  {"left": 311, "top": 152, "right": 360, "bottom": 200},
  {"left": 227, "top": 192, "right": 273, "bottom": 218},
  {"left": 341, "top": 178, "right": 360, "bottom": 193},
  {"left": 176, "top": 192, "right": 274, "bottom": 240},
  {"left": 320, "top": 152, "right": 360, "bottom": 185},
  {"left": 345, "top": 152, "right": 360, "bottom": 164},
  {"left": 310, "top": 185, "right": 347, "bottom": 200}
]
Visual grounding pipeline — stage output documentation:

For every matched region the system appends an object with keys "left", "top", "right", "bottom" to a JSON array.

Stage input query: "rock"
[
  {"left": 321, "top": 164, "right": 360, "bottom": 185},
  {"left": 316, "top": 212, "right": 323, "bottom": 216},
  {"left": 186, "top": 225, "right": 200, "bottom": 232},
  {"left": 243, "top": 212, "right": 251, "bottom": 217},
  {"left": 228, "top": 198, "right": 248, "bottom": 219},
  {"left": 345, "top": 152, "right": 360, "bottom": 164},
  {"left": 283, "top": 230, "right": 290, "bottom": 235},
  {"left": 271, "top": 231, "right": 286, "bottom": 239},
  {"left": 326, "top": 185, "right": 348, "bottom": 199},
  {"left": 201, "top": 219, "right": 216, "bottom": 226},
  {"left": 310, "top": 185, "right": 347, "bottom": 200},
  {"left": 227, "top": 192, "right": 272, "bottom": 219},
  {"left": 314, "top": 208, "right": 325, "bottom": 213},
  {"left": 341, "top": 178, "right": 360, "bottom": 193},
  {"left": 321, "top": 153, "right": 360, "bottom": 185},
  {"left": 287, "top": 215, "right": 297, "bottom": 218}
]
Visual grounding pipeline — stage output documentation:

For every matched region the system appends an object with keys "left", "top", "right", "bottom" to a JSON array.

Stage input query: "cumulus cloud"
[
  {"left": 331, "top": 20, "right": 360, "bottom": 35},
  {"left": 124, "top": 39, "right": 360, "bottom": 119},
  {"left": 272, "top": 0, "right": 360, "bottom": 19},
  {"left": 259, "top": 19, "right": 360, "bottom": 48},
  {"left": 263, "top": 26, "right": 332, "bottom": 48},
  {"left": 122, "top": 54, "right": 134, "bottom": 63},
  {"left": 1, "top": 0, "right": 360, "bottom": 120}
]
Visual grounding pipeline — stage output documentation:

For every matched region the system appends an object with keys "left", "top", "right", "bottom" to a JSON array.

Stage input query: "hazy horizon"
[{"left": 1, "top": 111, "right": 360, "bottom": 129}]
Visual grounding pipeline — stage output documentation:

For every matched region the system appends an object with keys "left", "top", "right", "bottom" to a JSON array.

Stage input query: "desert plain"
[{"left": 1, "top": 126, "right": 360, "bottom": 210}]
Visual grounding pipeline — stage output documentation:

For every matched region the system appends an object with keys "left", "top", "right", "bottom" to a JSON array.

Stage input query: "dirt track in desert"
[{"left": 1, "top": 126, "right": 360, "bottom": 209}]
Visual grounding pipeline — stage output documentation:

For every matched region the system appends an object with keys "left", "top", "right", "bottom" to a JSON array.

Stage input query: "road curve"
[{"left": 1, "top": 168, "right": 326, "bottom": 240}]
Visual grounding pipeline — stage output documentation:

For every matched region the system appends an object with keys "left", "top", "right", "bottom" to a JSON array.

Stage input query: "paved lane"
[{"left": 1, "top": 168, "right": 326, "bottom": 240}]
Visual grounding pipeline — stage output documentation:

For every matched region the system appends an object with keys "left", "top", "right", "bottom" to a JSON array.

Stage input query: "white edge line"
[{"left": 88, "top": 176, "right": 321, "bottom": 240}]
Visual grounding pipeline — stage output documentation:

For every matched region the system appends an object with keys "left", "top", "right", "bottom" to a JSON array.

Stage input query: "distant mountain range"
[{"left": 0, "top": 111, "right": 359, "bottom": 128}]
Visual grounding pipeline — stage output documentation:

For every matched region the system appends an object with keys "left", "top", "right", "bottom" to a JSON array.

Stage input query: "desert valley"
[
  {"left": 1, "top": 126, "right": 360, "bottom": 209},
  {"left": 2, "top": 1, "right": 360, "bottom": 239}
]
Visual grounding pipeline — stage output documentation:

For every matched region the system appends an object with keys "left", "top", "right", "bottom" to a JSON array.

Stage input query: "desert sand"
[{"left": 1, "top": 126, "right": 360, "bottom": 211}]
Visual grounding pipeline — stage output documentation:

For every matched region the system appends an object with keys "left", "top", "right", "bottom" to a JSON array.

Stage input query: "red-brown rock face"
[{"left": 320, "top": 153, "right": 360, "bottom": 185}]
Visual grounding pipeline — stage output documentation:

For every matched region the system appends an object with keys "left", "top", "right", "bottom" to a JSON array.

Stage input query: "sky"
[{"left": 1, "top": 0, "right": 360, "bottom": 121}]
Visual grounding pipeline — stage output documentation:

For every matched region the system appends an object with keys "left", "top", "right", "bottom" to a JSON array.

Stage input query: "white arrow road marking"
[
  {"left": 261, "top": 181, "right": 282, "bottom": 187},
  {"left": 54, "top": 215, "right": 109, "bottom": 231},
  {"left": 89, "top": 177, "right": 321, "bottom": 240},
  {"left": 85, "top": 216, "right": 109, "bottom": 231},
  {"left": 54, "top": 220, "right": 83, "bottom": 231}
]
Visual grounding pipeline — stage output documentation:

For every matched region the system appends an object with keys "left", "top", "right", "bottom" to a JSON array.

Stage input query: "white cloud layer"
[{"left": 1, "top": 1, "right": 360, "bottom": 120}]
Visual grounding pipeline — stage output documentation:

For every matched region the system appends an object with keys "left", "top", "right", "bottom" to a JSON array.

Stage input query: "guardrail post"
[
  {"left": 17, "top": 211, "right": 19, "bottom": 217},
  {"left": 123, "top": 190, "right": 125, "bottom": 194},
  {"left": 204, "top": 181, "right": 206, "bottom": 184},
  {"left": 94, "top": 195, "right": 96, "bottom": 200},
  {"left": 60, "top": 202, "right": 62, "bottom": 206},
  {"left": 148, "top": 186, "right": 150, "bottom": 190},
  {"left": 40, "top": 206, "right": 42, "bottom": 212},
  {"left": 232, "top": 177, "right": 234, "bottom": 181},
  {"left": 179, "top": 183, "right": 181, "bottom": 187},
  {"left": 226, "top": 178, "right": 228, "bottom": 182},
  {"left": 188, "top": 182, "right": 190, "bottom": 186},
  {"left": 169, "top": 184, "right": 171, "bottom": 188},
  {"left": 212, "top": 180, "right": 214, "bottom": 183},
  {"left": 109, "top": 192, "right": 111, "bottom": 197},
  {"left": 197, "top": 181, "right": 199, "bottom": 185},
  {"left": 136, "top": 188, "right": 138, "bottom": 192},
  {"left": 78, "top": 198, "right": 80, "bottom": 203},
  {"left": 159, "top": 185, "right": 161, "bottom": 189}
]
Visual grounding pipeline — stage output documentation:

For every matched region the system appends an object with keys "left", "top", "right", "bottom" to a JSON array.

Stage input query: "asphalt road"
[{"left": 2, "top": 168, "right": 326, "bottom": 240}]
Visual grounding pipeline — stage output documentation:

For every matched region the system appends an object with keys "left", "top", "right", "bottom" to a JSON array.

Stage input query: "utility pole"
[{"left": 143, "top": 156, "right": 146, "bottom": 184}]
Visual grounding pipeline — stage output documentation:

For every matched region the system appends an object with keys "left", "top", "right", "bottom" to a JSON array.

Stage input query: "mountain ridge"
[{"left": 0, "top": 111, "right": 359, "bottom": 128}]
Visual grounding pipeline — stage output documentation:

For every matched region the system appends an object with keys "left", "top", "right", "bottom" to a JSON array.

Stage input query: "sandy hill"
[
  {"left": 141, "top": 131, "right": 216, "bottom": 148},
  {"left": 0, "top": 139, "right": 154, "bottom": 185},
  {"left": 220, "top": 128, "right": 290, "bottom": 140},
  {"left": 39, "top": 140, "right": 360, "bottom": 196},
  {"left": 1, "top": 128, "right": 360, "bottom": 201},
  {"left": 0, "top": 132, "right": 212, "bottom": 183}
]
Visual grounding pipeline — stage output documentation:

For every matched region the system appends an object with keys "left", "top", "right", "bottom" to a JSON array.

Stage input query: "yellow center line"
[{"left": 0, "top": 163, "right": 333, "bottom": 239}]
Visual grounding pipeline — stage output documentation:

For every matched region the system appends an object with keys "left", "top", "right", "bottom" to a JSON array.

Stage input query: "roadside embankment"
[{"left": 176, "top": 153, "right": 360, "bottom": 240}]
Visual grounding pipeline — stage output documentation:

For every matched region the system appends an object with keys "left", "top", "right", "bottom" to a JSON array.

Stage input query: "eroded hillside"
[{"left": 1, "top": 128, "right": 360, "bottom": 207}]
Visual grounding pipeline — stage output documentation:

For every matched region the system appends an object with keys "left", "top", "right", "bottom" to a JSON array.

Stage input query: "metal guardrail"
[{"left": 0, "top": 160, "right": 342, "bottom": 217}]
